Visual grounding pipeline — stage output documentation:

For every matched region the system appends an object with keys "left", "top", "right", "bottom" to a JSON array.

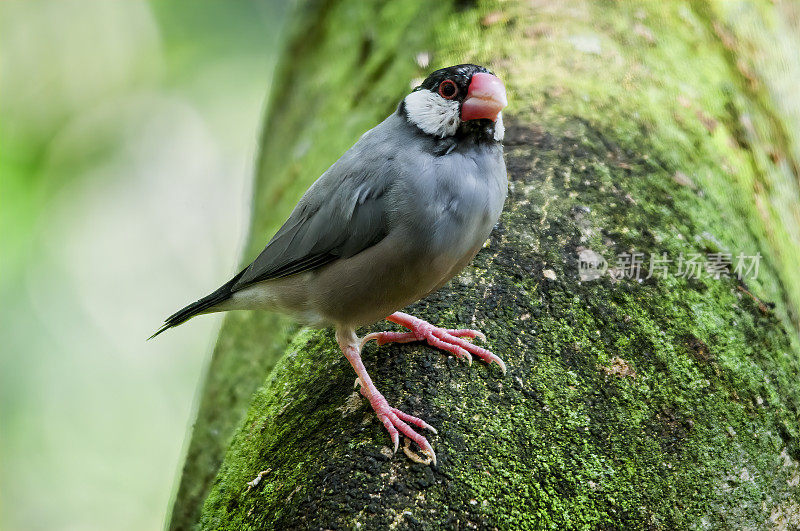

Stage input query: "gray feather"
[{"left": 233, "top": 123, "right": 398, "bottom": 290}]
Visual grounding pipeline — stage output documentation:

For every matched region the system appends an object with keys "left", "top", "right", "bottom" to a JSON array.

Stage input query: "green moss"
[
  {"left": 198, "top": 117, "right": 800, "bottom": 528},
  {"left": 174, "top": 0, "right": 800, "bottom": 529}
]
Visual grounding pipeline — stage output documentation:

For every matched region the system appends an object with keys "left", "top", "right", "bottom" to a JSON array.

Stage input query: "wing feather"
[{"left": 232, "top": 155, "right": 391, "bottom": 291}]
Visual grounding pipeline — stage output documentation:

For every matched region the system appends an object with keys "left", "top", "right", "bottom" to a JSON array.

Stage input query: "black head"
[
  {"left": 402, "top": 64, "right": 507, "bottom": 142},
  {"left": 414, "top": 64, "right": 492, "bottom": 103}
]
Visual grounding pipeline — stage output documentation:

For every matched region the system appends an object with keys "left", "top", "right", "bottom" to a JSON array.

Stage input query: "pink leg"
[
  {"left": 337, "top": 329, "right": 438, "bottom": 465},
  {"left": 362, "top": 312, "right": 506, "bottom": 374}
]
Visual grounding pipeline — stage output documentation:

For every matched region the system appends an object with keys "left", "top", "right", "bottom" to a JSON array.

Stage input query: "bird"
[{"left": 152, "top": 64, "right": 508, "bottom": 465}]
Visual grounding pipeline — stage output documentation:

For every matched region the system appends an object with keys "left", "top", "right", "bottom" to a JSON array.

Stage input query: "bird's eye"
[{"left": 438, "top": 80, "right": 458, "bottom": 100}]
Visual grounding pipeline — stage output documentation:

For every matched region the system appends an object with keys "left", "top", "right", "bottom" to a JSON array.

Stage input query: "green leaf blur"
[{"left": 0, "top": 1, "right": 287, "bottom": 529}]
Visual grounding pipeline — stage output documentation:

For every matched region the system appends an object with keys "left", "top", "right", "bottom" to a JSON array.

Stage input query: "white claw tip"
[
  {"left": 497, "top": 360, "right": 508, "bottom": 375},
  {"left": 426, "top": 446, "right": 438, "bottom": 466}
]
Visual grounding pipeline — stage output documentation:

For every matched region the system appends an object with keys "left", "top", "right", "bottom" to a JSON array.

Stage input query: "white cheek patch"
[
  {"left": 494, "top": 113, "right": 505, "bottom": 142},
  {"left": 404, "top": 89, "right": 461, "bottom": 138}
]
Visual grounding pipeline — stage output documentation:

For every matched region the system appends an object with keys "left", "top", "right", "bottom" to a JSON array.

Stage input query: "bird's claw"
[
  {"left": 370, "top": 394, "right": 437, "bottom": 466},
  {"left": 367, "top": 313, "right": 507, "bottom": 374},
  {"left": 351, "top": 313, "right": 505, "bottom": 468},
  {"left": 361, "top": 327, "right": 485, "bottom": 349},
  {"left": 423, "top": 325, "right": 505, "bottom": 372}
]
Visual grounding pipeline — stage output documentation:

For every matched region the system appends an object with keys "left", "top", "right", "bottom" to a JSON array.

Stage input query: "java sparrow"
[{"left": 152, "top": 64, "right": 508, "bottom": 465}]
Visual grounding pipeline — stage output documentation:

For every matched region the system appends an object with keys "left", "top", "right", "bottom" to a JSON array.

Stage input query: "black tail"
[{"left": 148, "top": 269, "right": 246, "bottom": 340}]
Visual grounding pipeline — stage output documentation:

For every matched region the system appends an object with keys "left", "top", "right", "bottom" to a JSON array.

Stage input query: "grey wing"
[{"left": 232, "top": 163, "right": 390, "bottom": 291}]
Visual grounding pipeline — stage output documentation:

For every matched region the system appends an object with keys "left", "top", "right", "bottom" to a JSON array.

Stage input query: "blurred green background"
[{"left": 0, "top": 1, "right": 288, "bottom": 529}]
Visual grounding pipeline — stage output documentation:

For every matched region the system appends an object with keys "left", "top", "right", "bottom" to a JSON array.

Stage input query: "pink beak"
[{"left": 460, "top": 72, "right": 507, "bottom": 122}]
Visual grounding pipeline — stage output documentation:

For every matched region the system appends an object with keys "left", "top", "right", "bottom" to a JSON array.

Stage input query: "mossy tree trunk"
[{"left": 169, "top": 1, "right": 800, "bottom": 529}]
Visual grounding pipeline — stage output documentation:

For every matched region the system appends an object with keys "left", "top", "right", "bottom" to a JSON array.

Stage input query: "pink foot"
[
  {"left": 362, "top": 312, "right": 507, "bottom": 374},
  {"left": 360, "top": 387, "right": 438, "bottom": 465},
  {"left": 337, "top": 331, "right": 438, "bottom": 465}
]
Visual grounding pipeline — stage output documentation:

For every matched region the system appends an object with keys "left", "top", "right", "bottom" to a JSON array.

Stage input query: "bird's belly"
[
  {"left": 305, "top": 238, "right": 462, "bottom": 328},
  {"left": 307, "top": 216, "right": 494, "bottom": 329}
]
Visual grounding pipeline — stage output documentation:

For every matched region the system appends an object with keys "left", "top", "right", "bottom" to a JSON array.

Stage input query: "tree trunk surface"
[{"left": 170, "top": 1, "right": 800, "bottom": 529}]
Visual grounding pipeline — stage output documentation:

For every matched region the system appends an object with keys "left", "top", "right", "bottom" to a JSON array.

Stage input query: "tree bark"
[{"left": 170, "top": 1, "right": 800, "bottom": 529}]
